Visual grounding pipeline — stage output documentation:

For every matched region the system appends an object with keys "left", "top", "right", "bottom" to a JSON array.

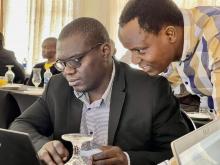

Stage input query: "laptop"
[
  {"left": 171, "top": 118, "right": 220, "bottom": 165},
  {"left": 0, "top": 128, "right": 41, "bottom": 165}
]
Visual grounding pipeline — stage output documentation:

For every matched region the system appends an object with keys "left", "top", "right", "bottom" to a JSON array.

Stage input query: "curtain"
[
  {"left": 108, "top": 0, "right": 129, "bottom": 59},
  {"left": 0, "top": 0, "right": 3, "bottom": 32},
  {"left": 26, "top": 0, "right": 82, "bottom": 67},
  {"left": 2, "top": 0, "right": 81, "bottom": 72},
  {"left": 26, "top": 0, "right": 74, "bottom": 65}
]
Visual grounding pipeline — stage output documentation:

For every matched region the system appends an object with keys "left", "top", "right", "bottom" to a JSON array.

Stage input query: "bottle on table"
[
  {"left": 22, "top": 58, "right": 27, "bottom": 71},
  {"left": 43, "top": 68, "right": 52, "bottom": 87},
  {"left": 5, "top": 65, "right": 15, "bottom": 84}
]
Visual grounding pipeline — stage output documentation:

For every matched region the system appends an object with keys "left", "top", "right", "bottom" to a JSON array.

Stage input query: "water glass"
[{"left": 32, "top": 68, "right": 41, "bottom": 87}]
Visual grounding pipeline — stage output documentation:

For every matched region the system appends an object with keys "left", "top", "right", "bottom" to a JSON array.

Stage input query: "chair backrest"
[
  {"left": 181, "top": 110, "right": 196, "bottom": 131},
  {"left": 0, "top": 91, "right": 20, "bottom": 128}
]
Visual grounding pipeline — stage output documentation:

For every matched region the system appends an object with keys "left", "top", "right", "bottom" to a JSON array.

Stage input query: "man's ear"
[
  {"left": 164, "top": 26, "right": 177, "bottom": 43},
  {"left": 102, "top": 43, "right": 111, "bottom": 58}
]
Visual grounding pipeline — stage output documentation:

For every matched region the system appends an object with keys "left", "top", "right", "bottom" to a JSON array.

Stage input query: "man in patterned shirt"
[{"left": 119, "top": 0, "right": 220, "bottom": 116}]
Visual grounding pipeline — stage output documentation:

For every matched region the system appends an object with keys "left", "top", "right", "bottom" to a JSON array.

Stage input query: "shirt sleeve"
[
  {"left": 124, "top": 152, "right": 131, "bottom": 165},
  {"left": 208, "top": 34, "right": 220, "bottom": 115}
]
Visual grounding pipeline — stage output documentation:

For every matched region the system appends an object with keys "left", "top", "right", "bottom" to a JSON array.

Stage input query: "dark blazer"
[
  {"left": 27, "top": 62, "right": 60, "bottom": 87},
  {"left": 10, "top": 61, "right": 189, "bottom": 165},
  {"left": 0, "top": 48, "right": 25, "bottom": 83}
]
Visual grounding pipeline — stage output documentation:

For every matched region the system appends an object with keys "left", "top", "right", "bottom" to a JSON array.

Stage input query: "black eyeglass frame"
[{"left": 55, "top": 43, "right": 103, "bottom": 71}]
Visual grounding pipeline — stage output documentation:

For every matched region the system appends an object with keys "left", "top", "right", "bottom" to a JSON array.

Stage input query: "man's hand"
[
  {"left": 92, "top": 146, "right": 128, "bottom": 165},
  {"left": 38, "top": 140, "right": 69, "bottom": 165}
]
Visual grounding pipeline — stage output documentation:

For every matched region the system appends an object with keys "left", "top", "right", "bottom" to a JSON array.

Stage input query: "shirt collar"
[
  {"left": 74, "top": 61, "right": 115, "bottom": 107},
  {"left": 180, "top": 9, "right": 192, "bottom": 63},
  {"left": 180, "top": 8, "right": 203, "bottom": 64}
]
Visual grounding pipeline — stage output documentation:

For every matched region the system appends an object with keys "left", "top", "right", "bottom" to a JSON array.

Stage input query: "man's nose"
[
  {"left": 63, "top": 65, "right": 77, "bottom": 75},
  {"left": 131, "top": 54, "right": 141, "bottom": 64}
]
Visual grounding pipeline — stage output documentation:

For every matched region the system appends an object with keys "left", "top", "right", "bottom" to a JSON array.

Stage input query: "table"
[
  {"left": 178, "top": 94, "right": 214, "bottom": 128},
  {"left": 186, "top": 112, "right": 213, "bottom": 128},
  {"left": 0, "top": 85, "right": 43, "bottom": 128}
]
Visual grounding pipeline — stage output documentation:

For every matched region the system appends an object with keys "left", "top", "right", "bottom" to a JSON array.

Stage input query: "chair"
[
  {"left": 181, "top": 110, "right": 197, "bottom": 131},
  {"left": 0, "top": 90, "right": 20, "bottom": 128}
]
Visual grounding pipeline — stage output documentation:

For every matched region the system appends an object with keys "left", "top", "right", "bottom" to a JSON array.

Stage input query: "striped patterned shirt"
[
  {"left": 167, "top": 6, "right": 220, "bottom": 114},
  {"left": 74, "top": 62, "right": 115, "bottom": 148}
]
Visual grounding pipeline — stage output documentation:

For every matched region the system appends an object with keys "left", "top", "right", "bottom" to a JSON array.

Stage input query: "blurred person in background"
[
  {"left": 0, "top": 32, "right": 25, "bottom": 83},
  {"left": 27, "top": 37, "right": 60, "bottom": 87}
]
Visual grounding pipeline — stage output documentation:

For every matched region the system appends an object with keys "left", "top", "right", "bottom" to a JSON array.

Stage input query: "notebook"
[
  {"left": 171, "top": 118, "right": 220, "bottom": 165},
  {"left": 0, "top": 128, "right": 41, "bottom": 165}
]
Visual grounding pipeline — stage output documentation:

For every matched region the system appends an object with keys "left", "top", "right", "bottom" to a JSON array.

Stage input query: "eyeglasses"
[{"left": 55, "top": 43, "right": 103, "bottom": 71}]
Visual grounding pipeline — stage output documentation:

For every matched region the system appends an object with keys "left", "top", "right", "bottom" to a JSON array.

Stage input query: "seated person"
[
  {"left": 27, "top": 37, "right": 60, "bottom": 87},
  {"left": 0, "top": 32, "right": 25, "bottom": 83},
  {"left": 10, "top": 17, "right": 189, "bottom": 165}
]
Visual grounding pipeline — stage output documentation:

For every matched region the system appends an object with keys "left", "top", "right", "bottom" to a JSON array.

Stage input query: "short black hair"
[
  {"left": 43, "top": 37, "right": 57, "bottom": 44},
  {"left": 58, "top": 17, "right": 110, "bottom": 46},
  {"left": 119, "top": 0, "right": 183, "bottom": 34}
]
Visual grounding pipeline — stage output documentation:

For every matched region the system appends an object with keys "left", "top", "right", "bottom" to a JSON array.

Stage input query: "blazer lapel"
[{"left": 108, "top": 62, "right": 126, "bottom": 145}]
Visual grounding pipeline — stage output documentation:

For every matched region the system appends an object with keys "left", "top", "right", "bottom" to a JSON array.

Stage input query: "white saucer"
[{"left": 0, "top": 84, "right": 23, "bottom": 90}]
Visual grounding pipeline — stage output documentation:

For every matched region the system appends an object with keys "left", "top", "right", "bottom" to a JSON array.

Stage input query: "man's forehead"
[
  {"left": 59, "top": 34, "right": 85, "bottom": 45},
  {"left": 56, "top": 35, "right": 86, "bottom": 59},
  {"left": 119, "top": 23, "right": 147, "bottom": 49},
  {"left": 42, "top": 41, "right": 56, "bottom": 47}
]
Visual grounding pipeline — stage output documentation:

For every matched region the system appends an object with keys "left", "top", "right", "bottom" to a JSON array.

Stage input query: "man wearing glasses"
[{"left": 10, "top": 17, "right": 189, "bottom": 165}]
